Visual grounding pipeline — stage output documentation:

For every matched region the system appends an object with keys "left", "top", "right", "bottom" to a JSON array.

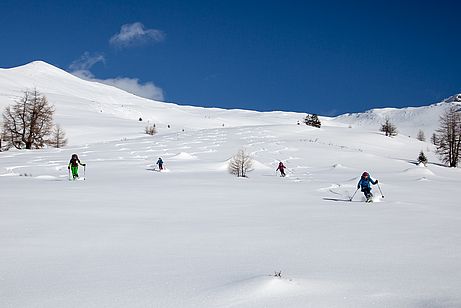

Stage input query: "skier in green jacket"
[{"left": 68, "top": 154, "right": 86, "bottom": 180}]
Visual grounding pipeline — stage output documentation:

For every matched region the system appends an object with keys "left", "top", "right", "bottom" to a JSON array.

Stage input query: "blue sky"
[{"left": 1, "top": 0, "right": 460, "bottom": 115}]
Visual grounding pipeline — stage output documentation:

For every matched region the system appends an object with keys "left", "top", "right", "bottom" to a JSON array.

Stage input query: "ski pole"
[
  {"left": 68, "top": 168, "right": 71, "bottom": 181},
  {"left": 84, "top": 165, "right": 86, "bottom": 180},
  {"left": 377, "top": 183, "right": 384, "bottom": 198},
  {"left": 350, "top": 188, "right": 359, "bottom": 201}
]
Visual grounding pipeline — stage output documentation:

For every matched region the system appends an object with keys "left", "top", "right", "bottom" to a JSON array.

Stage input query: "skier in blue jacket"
[
  {"left": 357, "top": 171, "right": 378, "bottom": 202},
  {"left": 156, "top": 157, "right": 164, "bottom": 171}
]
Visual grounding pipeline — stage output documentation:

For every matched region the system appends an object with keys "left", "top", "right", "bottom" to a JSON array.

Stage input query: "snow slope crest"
[
  {"left": 0, "top": 61, "right": 304, "bottom": 144},
  {"left": 443, "top": 93, "right": 461, "bottom": 103},
  {"left": 4, "top": 60, "right": 71, "bottom": 76},
  {"left": 1, "top": 60, "right": 460, "bottom": 145},
  {"left": 332, "top": 98, "right": 461, "bottom": 137}
]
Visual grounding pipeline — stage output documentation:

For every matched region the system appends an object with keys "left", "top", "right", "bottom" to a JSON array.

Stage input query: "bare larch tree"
[
  {"left": 0, "top": 129, "right": 4, "bottom": 151},
  {"left": 416, "top": 129, "right": 426, "bottom": 141},
  {"left": 48, "top": 124, "right": 68, "bottom": 148},
  {"left": 228, "top": 149, "right": 253, "bottom": 177},
  {"left": 2, "top": 90, "right": 55, "bottom": 149},
  {"left": 435, "top": 106, "right": 461, "bottom": 167},
  {"left": 430, "top": 132, "right": 437, "bottom": 145}
]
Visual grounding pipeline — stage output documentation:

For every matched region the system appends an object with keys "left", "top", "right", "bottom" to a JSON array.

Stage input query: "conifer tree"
[
  {"left": 418, "top": 150, "right": 428, "bottom": 166},
  {"left": 304, "top": 114, "right": 321, "bottom": 128},
  {"left": 380, "top": 117, "right": 398, "bottom": 137}
]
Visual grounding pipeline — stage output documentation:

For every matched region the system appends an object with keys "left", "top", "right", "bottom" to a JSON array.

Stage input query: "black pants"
[{"left": 362, "top": 188, "right": 372, "bottom": 199}]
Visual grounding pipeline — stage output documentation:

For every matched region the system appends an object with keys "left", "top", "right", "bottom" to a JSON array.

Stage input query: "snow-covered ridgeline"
[
  {"left": 1, "top": 61, "right": 460, "bottom": 145},
  {"left": 332, "top": 99, "right": 461, "bottom": 138},
  {"left": 0, "top": 61, "right": 304, "bottom": 144}
]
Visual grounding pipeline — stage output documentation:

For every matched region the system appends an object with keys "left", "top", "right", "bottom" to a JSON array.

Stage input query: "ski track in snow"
[
  {"left": 1, "top": 127, "right": 461, "bottom": 307},
  {"left": 1, "top": 125, "right": 456, "bottom": 187}
]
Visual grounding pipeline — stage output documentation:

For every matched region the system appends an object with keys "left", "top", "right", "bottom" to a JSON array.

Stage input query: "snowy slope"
[
  {"left": 0, "top": 61, "right": 306, "bottom": 145},
  {"left": 1, "top": 123, "right": 460, "bottom": 307},
  {"left": 1, "top": 61, "right": 461, "bottom": 307},
  {"left": 2, "top": 61, "right": 459, "bottom": 146},
  {"left": 333, "top": 99, "right": 461, "bottom": 139}
]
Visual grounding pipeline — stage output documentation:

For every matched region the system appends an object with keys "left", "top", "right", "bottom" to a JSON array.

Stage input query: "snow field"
[
  {"left": 1, "top": 61, "right": 461, "bottom": 307},
  {"left": 1, "top": 123, "right": 461, "bottom": 307}
]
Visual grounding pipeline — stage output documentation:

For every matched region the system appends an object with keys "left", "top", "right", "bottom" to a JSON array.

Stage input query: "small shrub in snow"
[
  {"left": 380, "top": 116, "right": 398, "bottom": 137},
  {"left": 416, "top": 129, "right": 426, "bottom": 141},
  {"left": 228, "top": 149, "right": 253, "bottom": 177},
  {"left": 418, "top": 151, "right": 428, "bottom": 166},
  {"left": 145, "top": 125, "right": 157, "bottom": 136}
]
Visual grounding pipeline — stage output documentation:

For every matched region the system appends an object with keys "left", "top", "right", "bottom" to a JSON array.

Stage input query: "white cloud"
[
  {"left": 110, "top": 22, "right": 165, "bottom": 47},
  {"left": 96, "top": 77, "right": 164, "bottom": 101},
  {"left": 69, "top": 52, "right": 105, "bottom": 72},
  {"left": 71, "top": 69, "right": 95, "bottom": 79},
  {"left": 69, "top": 52, "right": 164, "bottom": 101}
]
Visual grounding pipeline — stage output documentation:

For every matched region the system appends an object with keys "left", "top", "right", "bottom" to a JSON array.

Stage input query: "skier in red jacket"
[{"left": 276, "top": 161, "right": 287, "bottom": 177}]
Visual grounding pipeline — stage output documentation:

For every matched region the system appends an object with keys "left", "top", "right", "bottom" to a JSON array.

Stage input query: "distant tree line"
[{"left": 380, "top": 107, "right": 461, "bottom": 167}]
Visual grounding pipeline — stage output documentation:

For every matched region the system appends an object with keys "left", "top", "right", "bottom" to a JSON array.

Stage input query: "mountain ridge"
[{"left": 1, "top": 61, "right": 459, "bottom": 143}]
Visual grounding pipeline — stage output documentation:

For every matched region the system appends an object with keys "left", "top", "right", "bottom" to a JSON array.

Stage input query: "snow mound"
[
  {"left": 0, "top": 173, "right": 19, "bottom": 177},
  {"left": 212, "top": 161, "right": 229, "bottom": 171},
  {"left": 317, "top": 184, "right": 341, "bottom": 192},
  {"left": 401, "top": 167, "right": 435, "bottom": 177},
  {"left": 169, "top": 152, "right": 197, "bottom": 160},
  {"left": 201, "top": 275, "right": 321, "bottom": 306},
  {"left": 35, "top": 175, "right": 60, "bottom": 181},
  {"left": 214, "top": 158, "right": 270, "bottom": 172},
  {"left": 252, "top": 159, "right": 271, "bottom": 170}
]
